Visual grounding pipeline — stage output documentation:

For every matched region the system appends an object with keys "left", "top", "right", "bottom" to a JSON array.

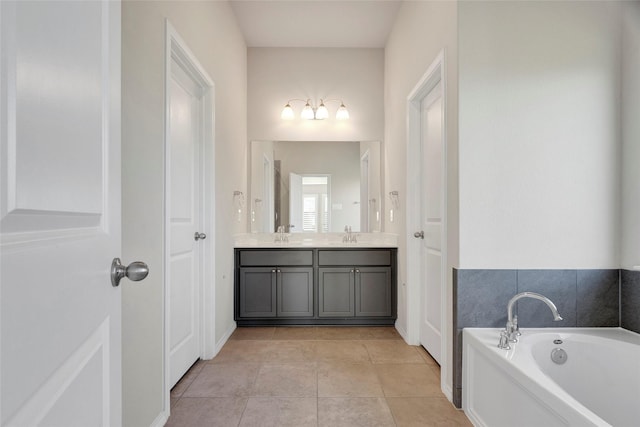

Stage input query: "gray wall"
[
  {"left": 621, "top": 2, "right": 640, "bottom": 270},
  {"left": 458, "top": 1, "right": 622, "bottom": 268},
  {"left": 452, "top": 0, "right": 637, "bottom": 408},
  {"left": 247, "top": 48, "right": 384, "bottom": 143},
  {"left": 384, "top": 0, "right": 459, "bottom": 393},
  {"left": 121, "top": 1, "right": 247, "bottom": 425}
]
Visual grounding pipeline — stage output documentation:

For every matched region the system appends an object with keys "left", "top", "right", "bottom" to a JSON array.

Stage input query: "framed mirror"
[{"left": 250, "top": 140, "right": 382, "bottom": 233}]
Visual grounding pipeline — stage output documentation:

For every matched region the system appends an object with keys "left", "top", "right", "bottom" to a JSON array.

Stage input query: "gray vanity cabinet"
[
  {"left": 318, "top": 250, "right": 392, "bottom": 318},
  {"left": 355, "top": 267, "right": 392, "bottom": 317},
  {"left": 235, "top": 248, "right": 396, "bottom": 325},
  {"left": 237, "top": 250, "right": 314, "bottom": 319},
  {"left": 276, "top": 268, "right": 314, "bottom": 317},
  {"left": 318, "top": 268, "right": 355, "bottom": 317},
  {"left": 239, "top": 268, "right": 276, "bottom": 317}
]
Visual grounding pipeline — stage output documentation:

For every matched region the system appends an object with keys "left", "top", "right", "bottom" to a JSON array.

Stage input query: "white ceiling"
[{"left": 229, "top": 0, "right": 403, "bottom": 48}]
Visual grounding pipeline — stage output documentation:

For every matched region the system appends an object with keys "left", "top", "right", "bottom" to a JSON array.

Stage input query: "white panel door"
[
  {"left": 168, "top": 57, "right": 203, "bottom": 388},
  {"left": 420, "top": 81, "right": 444, "bottom": 364},
  {"left": 289, "top": 172, "right": 303, "bottom": 233},
  {"left": 1, "top": 1, "right": 122, "bottom": 426}
]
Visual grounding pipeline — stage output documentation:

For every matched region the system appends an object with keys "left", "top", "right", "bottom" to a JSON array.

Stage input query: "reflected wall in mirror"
[{"left": 250, "top": 140, "right": 382, "bottom": 233}]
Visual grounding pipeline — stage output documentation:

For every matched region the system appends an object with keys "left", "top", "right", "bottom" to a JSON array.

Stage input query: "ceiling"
[{"left": 229, "top": 0, "right": 403, "bottom": 48}]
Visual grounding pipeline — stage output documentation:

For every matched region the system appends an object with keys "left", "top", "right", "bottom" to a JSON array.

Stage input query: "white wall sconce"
[
  {"left": 281, "top": 98, "right": 349, "bottom": 120},
  {"left": 233, "top": 190, "right": 244, "bottom": 222},
  {"left": 389, "top": 191, "right": 400, "bottom": 223}
]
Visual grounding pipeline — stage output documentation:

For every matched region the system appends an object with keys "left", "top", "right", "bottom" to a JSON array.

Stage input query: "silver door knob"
[
  {"left": 194, "top": 232, "right": 207, "bottom": 241},
  {"left": 414, "top": 231, "right": 424, "bottom": 239},
  {"left": 111, "top": 258, "right": 149, "bottom": 287}
]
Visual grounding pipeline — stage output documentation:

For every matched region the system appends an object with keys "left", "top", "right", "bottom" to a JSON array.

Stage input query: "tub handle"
[{"left": 498, "top": 330, "right": 511, "bottom": 350}]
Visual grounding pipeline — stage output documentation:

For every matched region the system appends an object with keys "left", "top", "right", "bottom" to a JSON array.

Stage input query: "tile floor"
[{"left": 168, "top": 326, "right": 472, "bottom": 427}]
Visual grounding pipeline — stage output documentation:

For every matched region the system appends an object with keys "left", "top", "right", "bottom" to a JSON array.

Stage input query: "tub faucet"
[{"left": 498, "top": 292, "right": 563, "bottom": 349}]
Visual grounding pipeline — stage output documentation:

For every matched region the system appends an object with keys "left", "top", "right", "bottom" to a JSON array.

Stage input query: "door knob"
[
  {"left": 194, "top": 232, "right": 207, "bottom": 241},
  {"left": 111, "top": 258, "right": 149, "bottom": 287},
  {"left": 414, "top": 231, "right": 424, "bottom": 239}
]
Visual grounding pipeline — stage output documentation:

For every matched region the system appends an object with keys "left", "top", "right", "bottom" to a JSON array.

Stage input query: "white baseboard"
[
  {"left": 395, "top": 320, "right": 409, "bottom": 344},
  {"left": 150, "top": 410, "right": 168, "bottom": 427},
  {"left": 213, "top": 322, "right": 237, "bottom": 357}
]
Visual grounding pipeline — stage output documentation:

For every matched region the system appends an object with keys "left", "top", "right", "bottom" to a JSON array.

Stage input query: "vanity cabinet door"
[
  {"left": 355, "top": 267, "right": 392, "bottom": 317},
  {"left": 318, "top": 268, "right": 355, "bottom": 317},
  {"left": 239, "top": 267, "right": 277, "bottom": 317},
  {"left": 277, "top": 267, "right": 314, "bottom": 317}
]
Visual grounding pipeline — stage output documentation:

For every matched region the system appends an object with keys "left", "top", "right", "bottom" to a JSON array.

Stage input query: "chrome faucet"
[
  {"left": 498, "top": 292, "right": 563, "bottom": 349},
  {"left": 274, "top": 225, "right": 288, "bottom": 243},
  {"left": 342, "top": 226, "right": 357, "bottom": 243}
]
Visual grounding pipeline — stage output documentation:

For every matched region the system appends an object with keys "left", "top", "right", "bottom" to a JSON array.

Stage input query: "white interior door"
[
  {"left": 419, "top": 81, "right": 444, "bottom": 364},
  {"left": 1, "top": 1, "right": 122, "bottom": 425},
  {"left": 289, "top": 172, "right": 303, "bottom": 232},
  {"left": 168, "top": 56, "right": 205, "bottom": 388}
]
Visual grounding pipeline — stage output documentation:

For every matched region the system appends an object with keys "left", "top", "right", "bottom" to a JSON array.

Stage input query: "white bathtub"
[{"left": 462, "top": 328, "right": 640, "bottom": 427}]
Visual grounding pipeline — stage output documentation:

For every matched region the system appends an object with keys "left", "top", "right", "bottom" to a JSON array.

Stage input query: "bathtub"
[{"left": 462, "top": 328, "right": 640, "bottom": 427}]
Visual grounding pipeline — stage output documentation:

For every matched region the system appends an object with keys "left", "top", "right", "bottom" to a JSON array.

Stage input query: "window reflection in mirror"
[{"left": 250, "top": 140, "right": 382, "bottom": 233}]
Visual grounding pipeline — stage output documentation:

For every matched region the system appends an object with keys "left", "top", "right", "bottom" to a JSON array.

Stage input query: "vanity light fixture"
[{"left": 281, "top": 98, "right": 349, "bottom": 120}]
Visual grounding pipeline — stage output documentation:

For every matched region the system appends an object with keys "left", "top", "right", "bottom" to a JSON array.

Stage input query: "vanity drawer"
[
  {"left": 239, "top": 250, "right": 313, "bottom": 266},
  {"left": 318, "top": 250, "right": 391, "bottom": 266}
]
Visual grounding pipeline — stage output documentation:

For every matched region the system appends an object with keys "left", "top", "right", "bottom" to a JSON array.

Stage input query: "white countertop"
[{"left": 233, "top": 232, "right": 398, "bottom": 248}]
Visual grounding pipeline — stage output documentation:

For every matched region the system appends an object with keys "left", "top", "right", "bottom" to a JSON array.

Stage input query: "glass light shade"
[
  {"left": 301, "top": 102, "right": 315, "bottom": 120},
  {"left": 336, "top": 103, "right": 349, "bottom": 120},
  {"left": 281, "top": 103, "right": 295, "bottom": 120},
  {"left": 315, "top": 102, "right": 329, "bottom": 120}
]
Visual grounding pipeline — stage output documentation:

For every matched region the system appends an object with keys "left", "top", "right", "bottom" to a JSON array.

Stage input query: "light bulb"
[
  {"left": 281, "top": 103, "right": 294, "bottom": 120},
  {"left": 315, "top": 100, "right": 329, "bottom": 120},
  {"left": 301, "top": 101, "right": 315, "bottom": 120},
  {"left": 336, "top": 103, "right": 349, "bottom": 120}
]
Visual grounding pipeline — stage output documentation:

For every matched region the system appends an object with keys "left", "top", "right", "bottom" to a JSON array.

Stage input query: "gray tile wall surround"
[
  {"left": 452, "top": 268, "right": 622, "bottom": 408},
  {"left": 621, "top": 269, "right": 640, "bottom": 333}
]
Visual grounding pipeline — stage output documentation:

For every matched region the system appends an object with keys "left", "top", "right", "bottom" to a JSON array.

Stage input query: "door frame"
[
  {"left": 361, "top": 150, "right": 370, "bottom": 232},
  {"left": 163, "top": 20, "right": 216, "bottom": 417},
  {"left": 406, "top": 49, "right": 450, "bottom": 399}
]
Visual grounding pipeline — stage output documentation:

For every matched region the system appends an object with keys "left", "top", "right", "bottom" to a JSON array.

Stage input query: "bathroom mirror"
[{"left": 250, "top": 140, "right": 382, "bottom": 233}]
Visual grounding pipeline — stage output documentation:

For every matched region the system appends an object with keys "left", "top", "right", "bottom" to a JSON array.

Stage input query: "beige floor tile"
[
  {"left": 314, "top": 340, "right": 371, "bottom": 362},
  {"left": 210, "top": 340, "right": 273, "bottom": 363},
  {"left": 318, "top": 361, "right": 384, "bottom": 397},
  {"left": 362, "top": 326, "right": 403, "bottom": 340},
  {"left": 166, "top": 397, "right": 247, "bottom": 427},
  {"left": 417, "top": 345, "right": 440, "bottom": 367},
  {"left": 170, "top": 396, "right": 181, "bottom": 409},
  {"left": 263, "top": 340, "right": 316, "bottom": 362},
  {"left": 364, "top": 340, "right": 426, "bottom": 364},
  {"left": 316, "top": 326, "right": 398, "bottom": 340},
  {"left": 252, "top": 363, "right": 317, "bottom": 397},
  {"left": 387, "top": 397, "right": 473, "bottom": 426},
  {"left": 183, "top": 363, "right": 259, "bottom": 397},
  {"left": 272, "top": 326, "right": 318, "bottom": 340},
  {"left": 230, "top": 327, "right": 275, "bottom": 340},
  {"left": 318, "top": 397, "right": 396, "bottom": 427},
  {"left": 170, "top": 328, "right": 468, "bottom": 426},
  {"left": 376, "top": 364, "right": 442, "bottom": 397},
  {"left": 171, "top": 359, "right": 206, "bottom": 398},
  {"left": 239, "top": 397, "right": 317, "bottom": 427}
]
